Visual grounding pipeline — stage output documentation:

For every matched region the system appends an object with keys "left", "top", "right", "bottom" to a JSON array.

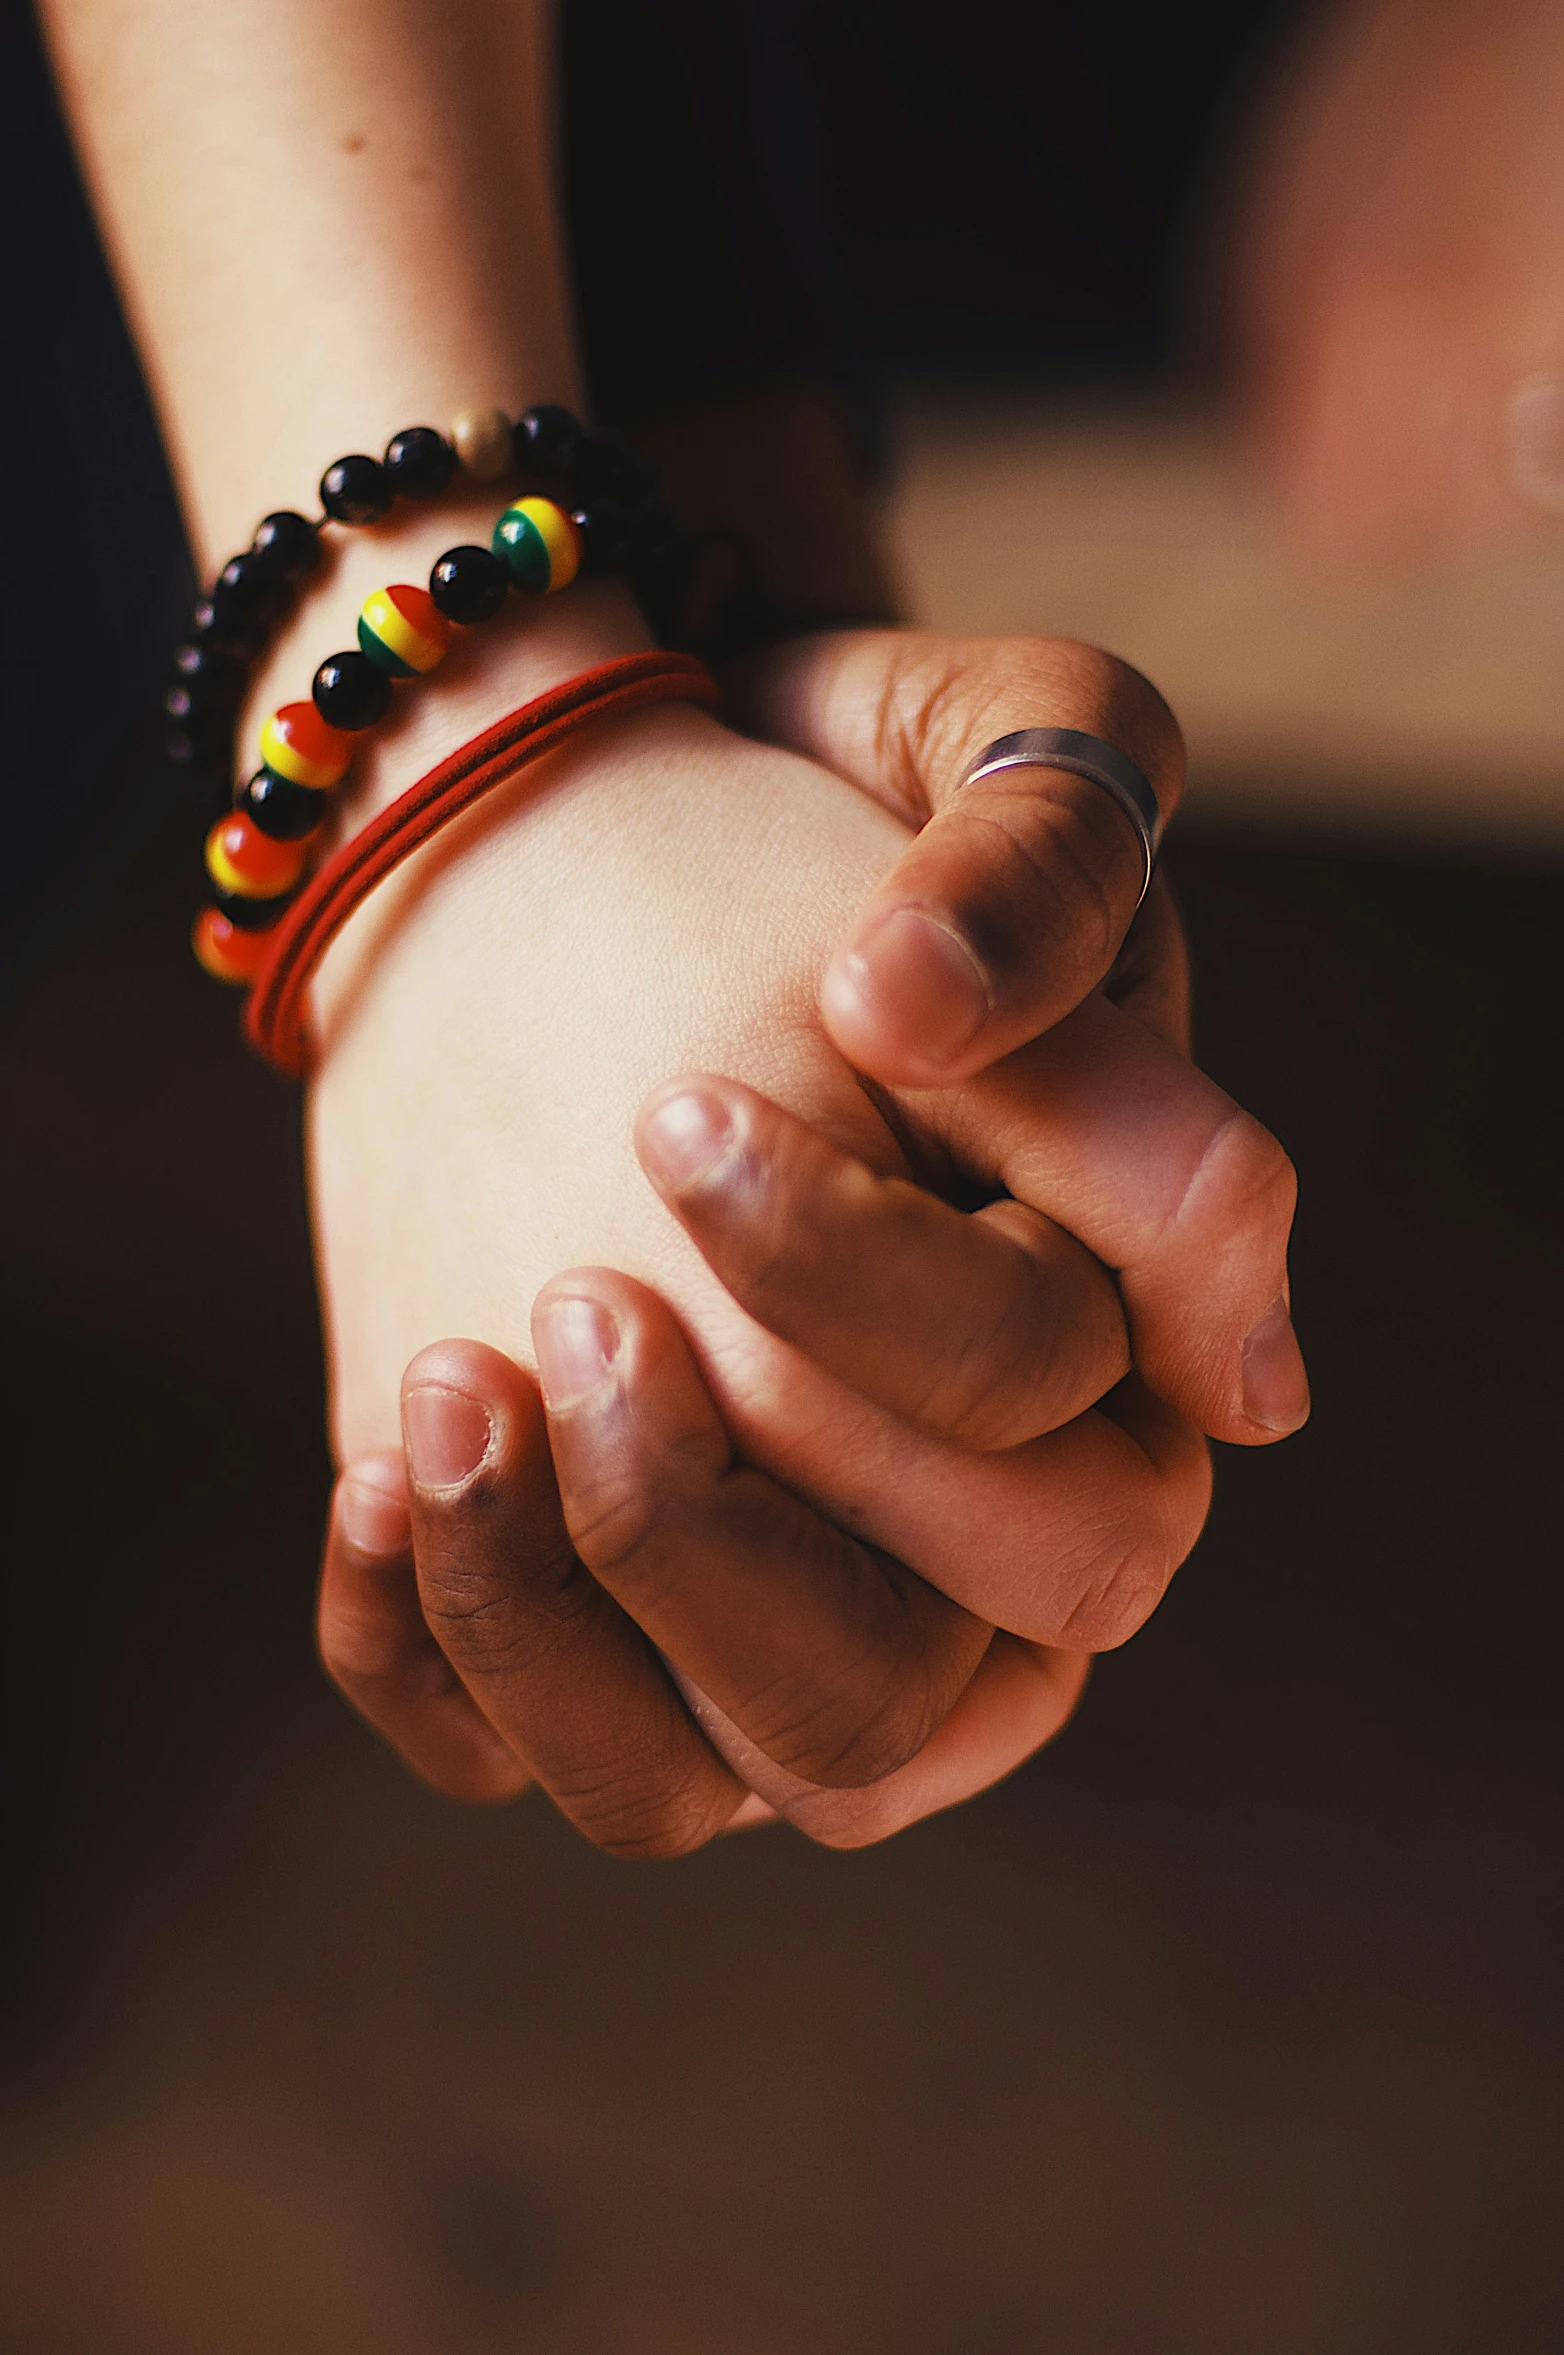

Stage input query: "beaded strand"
[
  {"left": 192, "top": 486, "right": 605, "bottom": 985},
  {"left": 164, "top": 404, "right": 669, "bottom": 802}
]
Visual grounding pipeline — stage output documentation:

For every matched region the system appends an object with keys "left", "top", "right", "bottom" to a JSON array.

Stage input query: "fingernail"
[
  {"left": 639, "top": 1087, "right": 734, "bottom": 1189},
  {"left": 338, "top": 1463, "right": 410, "bottom": 1555},
  {"left": 824, "top": 907, "right": 990, "bottom": 1068},
  {"left": 401, "top": 1385, "right": 494, "bottom": 1490},
  {"left": 534, "top": 1295, "right": 620, "bottom": 1410},
  {"left": 1241, "top": 1296, "right": 1311, "bottom": 1434},
  {"left": 1508, "top": 375, "right": 1564, "bottom": 513}
]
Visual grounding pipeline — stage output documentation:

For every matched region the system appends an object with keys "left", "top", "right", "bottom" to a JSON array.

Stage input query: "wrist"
[{"left": 239, "top": 495, "right": 650, "bottom": 840}]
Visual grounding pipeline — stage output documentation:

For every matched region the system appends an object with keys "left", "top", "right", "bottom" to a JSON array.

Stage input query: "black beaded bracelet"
[
  {"left": 163, "top": 404, "right": 673, "bottom": 802},
  {"left": 194, "top": 476, "right": 681, "bottom": 982}
]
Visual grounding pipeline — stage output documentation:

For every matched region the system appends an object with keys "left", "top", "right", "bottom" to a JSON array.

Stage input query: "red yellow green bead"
[
  {"left": 259, "top": 701, "right": 352, "bottom": 789},
  {"left": 205, "top": 813, "right": 309, "bottom": 901},
  {"left": 357, "top": 583, "right": 453, "bottom": 678},
  {"left": 492, "top": 497, "right": 581, "bottom": 594},
  {"left": 182, "top": 404, "right": 687, "bottom": 998},
  {"left": 192, "top": 905, "right": 272, "bottom": 985}
]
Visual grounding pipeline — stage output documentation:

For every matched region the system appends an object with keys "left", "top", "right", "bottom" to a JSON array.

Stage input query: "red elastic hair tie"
[{"left": 243, "top": 649, "right": 720, "bottom": 1079}]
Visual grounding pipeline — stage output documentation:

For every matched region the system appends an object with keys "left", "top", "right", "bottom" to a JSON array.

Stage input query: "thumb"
[{"left": 732, "top": 629, "right": 1184, "bottom": 1088}]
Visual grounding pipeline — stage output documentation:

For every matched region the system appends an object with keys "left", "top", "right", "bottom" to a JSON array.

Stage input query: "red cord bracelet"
[{"left": 242, "top": 649, "right": 719, "bottom": 1079}]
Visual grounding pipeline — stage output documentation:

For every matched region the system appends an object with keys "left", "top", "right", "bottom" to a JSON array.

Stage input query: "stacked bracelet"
[
  {"left": 179, "top": 408, "right": 677, "bottom": 986},
  {"left": 242, "top": 651, "right": 720, "bottom": 1078},
  {"left": 192, "top": 488, "right": 614, "bottom": 984},
  {"left": 165, "top": 401, "right": 673, "bottom": 804}
]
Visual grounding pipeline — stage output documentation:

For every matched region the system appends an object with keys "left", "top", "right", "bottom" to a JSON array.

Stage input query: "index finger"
[{"left": 733, "top": 630, "right": 1185, "bottom": 1086}]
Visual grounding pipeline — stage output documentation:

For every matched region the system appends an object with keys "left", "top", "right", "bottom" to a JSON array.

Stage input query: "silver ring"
[{"left": 957, "top": 727, "right": 1163, "bottom": 907}]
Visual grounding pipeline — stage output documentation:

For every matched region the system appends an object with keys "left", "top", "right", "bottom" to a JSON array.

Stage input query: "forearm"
[
  {"left": 42, "top": 0, "right": 888, "bottom": 838},
  {"left": 40, "top": 0, "right": 578, "bottom": 575}
]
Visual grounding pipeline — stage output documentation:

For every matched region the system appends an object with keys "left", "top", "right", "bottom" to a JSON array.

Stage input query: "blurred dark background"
[{"left": 3, "top": 1, "right": 1561, "bottom": 2347}]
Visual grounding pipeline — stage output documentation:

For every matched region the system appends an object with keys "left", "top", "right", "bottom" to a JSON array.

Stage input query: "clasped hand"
[{"left": 311, "top": 626, "right": 1307, "bottom": 1853}]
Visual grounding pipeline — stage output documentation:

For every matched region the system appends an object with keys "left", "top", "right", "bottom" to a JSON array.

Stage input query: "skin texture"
[
  {"left": 44, "top": 0, "right": 1309, "bottom": 1849},
  {"left": 305, "top": 626, "right": 1302, "bottom": 1472},
  {"left": 319, "top": 1348, "right": 1095, "bottom": 1855},
  {"left": 315, "top": 626, "right": 1304, "bottom": 1855},
  {"left": 736, "top": 629, "right": 1188, "bottom": 1085}
]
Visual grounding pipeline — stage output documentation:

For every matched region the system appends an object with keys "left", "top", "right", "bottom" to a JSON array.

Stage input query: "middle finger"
[{"left": 635, "top": 1074, "right": 1130, "bottom": 1449}]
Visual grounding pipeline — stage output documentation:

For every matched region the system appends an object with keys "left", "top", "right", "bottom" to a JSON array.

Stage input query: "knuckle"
[
  {"left": 1167, "top": 1108, "right": 1298, "bottom": 1255},
  {"left": 883, "top": 643, "right": 983, "bottom": 805},
  {"left": 786, "top": 1787, "right": 913, "bottom": 1850},
  {"left": 561, "top": 1411, "right": 721, "bottom": 1586},
  {"left": 961, "top": 637, "right": 1184, "bottom": 803},
  {"left": 897, "top": 1224, "right": 1123, "bottom": 1447},
  {"left": 416, "top": 1563, "right": 533, "bottom": 1670},
  {"left": 760, "top": 1661, "right": 938, "bottom": 1790},
  {"left": 1080, "top": 647, "right": 1186, "bottom": 805},
  {"left": 721, "top": 1196, "right": 813, "bottom": 1317},
  {"left": 417, "top": 1528, "right": 616, "bottom": 1688},
  {"left": 1049, "top": 1446, "right": 1208, "bottom": 1650},
  {"left": 319, "top": 1602, "right": 441, "bottom": 1704},
  {"left": 908, "top": 1296, "right": 1081, "bottom": 1449},
  {"left": 905, "top": 1325, "right": 1023, "bottom": 1448},
  {"left": 1034, "top": 798, "right": 1129, "bottom": 946},
  {"left": 557, "top": 1463, "right": 661, "bottom": 1582},
  {"left": 557, "top": 1755, "right": 732, "bottom": 1861},
  {"left": 889, "top": 635, "right": 1185, "bottom": 817},
  {"left": 413, "top": 1507, "right": 558, "bottom": 1676},
  {"left": 1052, "top": 1532, "right": 1173, "bottom": 1651},
  {"left": 958, "top": 792, "right": 1128, "bottom": 968}
]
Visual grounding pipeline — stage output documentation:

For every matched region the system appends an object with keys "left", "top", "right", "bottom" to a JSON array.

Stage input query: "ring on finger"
[{"left": 958, "top": 726, "right": 1163, "bottom": 907}]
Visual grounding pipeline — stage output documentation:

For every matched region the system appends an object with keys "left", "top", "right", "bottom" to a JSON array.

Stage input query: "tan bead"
[{"left": 450, "top": 405, "right": 514, "bottom": 481}]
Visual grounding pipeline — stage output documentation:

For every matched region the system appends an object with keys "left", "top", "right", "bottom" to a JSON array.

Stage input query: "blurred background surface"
[
  {"left": 3, "top": 0, "right": 1561, "bottom": 2347},
  {"left": 892, "top": 394, "right": 1564, "bottom": 852}
]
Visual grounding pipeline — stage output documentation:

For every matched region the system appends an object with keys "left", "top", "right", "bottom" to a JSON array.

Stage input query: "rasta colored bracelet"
[
  {"left": 164, "top": 402, "right": 672, "bottom": 800},
  {"left": 192, "top": 481, "right": 621, "bottom": 984},
  {"left": 240, "top": 650, "right": 721, "bottom": 1080}
]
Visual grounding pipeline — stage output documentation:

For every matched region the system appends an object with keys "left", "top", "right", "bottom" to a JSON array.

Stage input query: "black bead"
[
  {"left": 312, "top": 649, "right": 392, "bottom": 731},
  {"left": 383, "top": 425, "right": 456, "bottom": 499},
  {"left": 166, "top": 721, "right": 231, "bottom": 777},
  {"left": 567, "top": 427, "right": 656, "bottom": 506},
  {"left": 189, "top": 595, "right": 266, "bottom": 663},
  {"left": 513, "top": 403, "right": 581, "bottom": 482},
  {"left": 163, "top": 683, "right": 234, "bottom": 748},
  {"left": 237, "top": 766, "right": 325, "bottom": 842},
  {"left": 320, "top": 453, "right": 393, "bottom": 524},
  {"left": 429, "top": 543, "right": 509, "bottom": 624},
  {"left": 250, "top": 509, "right": 321, "bottom": 581},
  {"left": 172, "top": 640, "right": 244, "bottom": 705},
  {"left": 569, "top": 500, "right": 634, "bottom": 576},
  {"left": 210, "top": 550, "right": 290, "bottom": 631},
  {"left": 216, "top": 886, "right": 295, "bottom": 932}
]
